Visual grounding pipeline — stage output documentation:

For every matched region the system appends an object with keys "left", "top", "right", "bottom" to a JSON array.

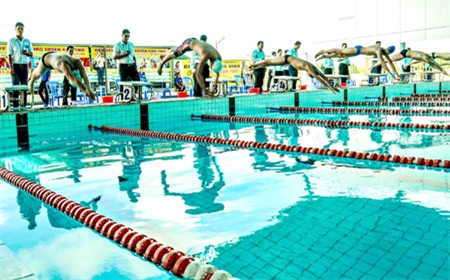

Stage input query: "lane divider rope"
[
  {"left": 192, "top": 114, "right": 450, "bottom": 132},
  {"left": 0, "top": 167, "right": 236, "bottom": 280},
  {"left": 94, "top": 125, "right": 450, "bottom": 171},
  {"left": 325, "top": 101, "right": 450, "bottom": 107},
  {"left": 269, "top": 106, "right": 450, "bottom": 116}
]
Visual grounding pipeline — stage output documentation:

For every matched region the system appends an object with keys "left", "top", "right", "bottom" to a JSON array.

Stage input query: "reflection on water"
[
  {"left": 16, "top": 190, "right": 41, "bottom": 230},
  {"left": 119, "top": 145, "right": 143, "bottom": 203},
  {"left": 162, "top": 144, "right": 226, "bottom": 215}
]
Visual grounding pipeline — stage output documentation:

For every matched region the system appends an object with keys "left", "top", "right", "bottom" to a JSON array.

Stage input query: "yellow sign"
[{"left": 32, "top": 45, "right": 90, "bottom": 57}]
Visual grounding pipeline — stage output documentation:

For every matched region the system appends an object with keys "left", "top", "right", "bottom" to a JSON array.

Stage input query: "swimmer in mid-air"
[
  {"left": 157, "top": 37, "right": 222, "bottom": 97},
  {"left": 28, "top": 52, "right": 95, "bottom": 101},
  {"left": 249, "top": 55, "right": 340, "bottom": 94},
  {"left": 315, "top": 45, "right": 399, "bottom": 80},
  {"left": 370, "top": 49, "right": 449, "bottom": 76}
]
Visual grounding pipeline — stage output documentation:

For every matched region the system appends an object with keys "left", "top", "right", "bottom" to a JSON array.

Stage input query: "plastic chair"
[
  {"left": 182, "top": 77, "right": 194, "bottom": 97},
  {"left": 115, "top": 79, "right": 122, "bottom": 93},
  {"left": 231, "top": 75, "right": 247, "bottom": 94},
  {"left": 97, "top": 86, "right": 106, "bottom": 96},
  {"left": 46, "top": 81, "right": 64, "bottom": 106}
]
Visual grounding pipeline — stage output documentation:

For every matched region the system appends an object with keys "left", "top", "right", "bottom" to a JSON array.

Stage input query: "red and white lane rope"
[
  {"left": 95, "top": 125, "right": 450, "bottom": 170},
  {"left": 192, "top": 114, "right": 450, "bottom": 132},
  {"left": 329, "top": 101, "right": 450, "bottom": 107},
  {"left": 270, "top": 106, "right": 450, "bottom": 116},
  {"left": 0, "top": 167, "right": 236, "bottom": 280},
  {"left": 391, "top": 96, "right": 450, "bottom": 102}
]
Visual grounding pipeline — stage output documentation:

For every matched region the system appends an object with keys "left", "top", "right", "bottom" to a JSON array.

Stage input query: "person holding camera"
[{"left": 7, "top": 22, "right": 34, "bottom": 107}]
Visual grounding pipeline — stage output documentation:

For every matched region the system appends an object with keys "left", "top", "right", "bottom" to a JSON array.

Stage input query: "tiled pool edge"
[{"left": 1, "top": 81, "right": 449, "bottom": 153}]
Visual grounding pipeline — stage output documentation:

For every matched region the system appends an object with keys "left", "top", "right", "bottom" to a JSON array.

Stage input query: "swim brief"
[
  {"left": 174, "top": 38, "right": 194, "bottom": 57},
  {"left": 355, "top": 46, "right": 362, "bottom": 56},
  {"left": 42, "top": 52, "right": 55, "bottom": 69},
  {"left": 400, "top": 49, "right": 408, "bottom": 58}
]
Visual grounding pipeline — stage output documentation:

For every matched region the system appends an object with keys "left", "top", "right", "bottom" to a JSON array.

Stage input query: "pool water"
[{"left": 1, "top": 110, "right": 449, "bottom": 279}]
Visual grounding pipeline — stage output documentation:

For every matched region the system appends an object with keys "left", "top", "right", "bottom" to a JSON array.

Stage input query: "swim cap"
[
  {"left": 69, "top": 69, "right": 83, "bottom": 88},
  {"left": 387, "top": 46, "right": 395, "bottom": 54},
  {"left": 212, "top": 59, "right": 223, "bottom": 74},
  {"left": 200, "top": 34, "right": 207, "bottom": 41}
]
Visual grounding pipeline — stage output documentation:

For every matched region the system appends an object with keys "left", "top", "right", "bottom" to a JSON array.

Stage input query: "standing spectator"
[
  {"left": 371, "top": 41, "right": 382, "bottom": 74},
  {"left": 273, "top": 49, "right": 283, "bottom": 85},
  {"left": 338, "top": 42, "right": 350, "bottom": 78},
  {"left": 283, "top": 50, "right": 290, "bottom": 76},
  {"left": 266, "top": 51, "right": 276, "bottom": 90},
  {"left": 191, "top": 34, "right": 209, "bottom": 97},
  {"left": 94, "top": 51, "right": 106, "bottom": 87},
  {"left": 251, "top": 41, "right": 265, "bottom": 93},
  {"left": 288, "top": 41, "right": 301, "bottom": 89},
  {"left": 38, "top": 69, "right": 51, "bottom": 106},
  {"left": 7, "top": 22, "right": 33, "bottom": 107},
  {"left": 62, "top": 46, "right": 78, "bottom": 105},
  {"left": 323, "top": 57, "right": 334, "bottom": 74},
  {"left": 402, "top": 48, "right": 412, "bottom": 73},
  {"left": 113, "top": 29, "right": 140, "bottom": 94}
]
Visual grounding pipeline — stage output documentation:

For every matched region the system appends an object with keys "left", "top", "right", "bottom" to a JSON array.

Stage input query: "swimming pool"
[{"left": 1, "top": 83, "right": 450, "bottom": 279}]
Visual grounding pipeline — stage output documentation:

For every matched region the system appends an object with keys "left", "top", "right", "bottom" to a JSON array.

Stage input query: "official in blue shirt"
[
  {"left": 288, "top": 41, "right": 301, "bottom": 89},
  {"left": 7, "top": 22, "right": 33, "bottom": 107},
  {"left": 338, "top": 43, "right": 350, "bottom": 79},
  {"left": 251, "top": 41, "right": 265, "bottom": 93}
]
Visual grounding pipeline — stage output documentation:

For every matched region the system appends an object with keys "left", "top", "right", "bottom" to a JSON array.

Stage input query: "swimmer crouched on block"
[
  {"left": 29, "top": 52, "right": 95, "bottom": 102},
  {"left": 157, "top": 38, "right": 222, "bottom": 97},
  {"left": 249, "top": 55, "right": 340, "bottom": 94}
]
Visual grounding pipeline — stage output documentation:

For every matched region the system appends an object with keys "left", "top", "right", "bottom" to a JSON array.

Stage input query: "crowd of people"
[{"left": 4, "top": 21, "right": 450, "bottom": 107}]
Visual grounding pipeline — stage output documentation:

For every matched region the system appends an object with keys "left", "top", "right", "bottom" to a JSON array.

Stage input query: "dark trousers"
[
  {"left": 63, "top": 77, "right": 77, "bottom": 105},
  {"left": 266, "top": 69, "right": 273, "bottom": 90},
  {"left": 371, "top": 61, "right": 382, "bottom": 74},
  {"left": 38, "top": 80, "right": 49, "bottom": 105},
  {"left": 253, "top": 68, "right": 266, "bottom": 93},
  {"left": 274, "top": 70, "right": 283, "bottom": 84},
  {"left": 12, "top": 64, "right": 29, "bottom": 107},
  {"left": 288, "top": 66, "right": 299, "bottom": 89},
  {"left": 339, "top": 63, "right": 349, "bottom": 83},
  {"left": 324, "top": 68, "right": 333, "bottom": 75},
  {"left": 193, "top": 63, "right": 210, "bottom": 97},
  {"left": 97, "top": 68, "right": 105, "bottom": 86},
  {"left": 119, "top": 64, "right": 140, "bottom": 93}
]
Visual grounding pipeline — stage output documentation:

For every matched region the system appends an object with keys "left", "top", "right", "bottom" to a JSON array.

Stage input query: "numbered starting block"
[
  {"left": 326, "top": 75, "right": 349, "bottom": 88},
  {"left": 0, "top": 85, "right": 32, "bottom": 112},
  {"left": 361, "top": 73, "right": 388, "bottom": 86},
  {"left": 421, "top": 71, "right": 440, "bottom": 82},
  {"left": 397, "top": 72, "right": 415, "bottom": 84},
  {"left": 116, "top": 83, "right": 135, "bottom": 103},
  {"left": 0, "top": 89, "right": 9, "bottom": 112}
]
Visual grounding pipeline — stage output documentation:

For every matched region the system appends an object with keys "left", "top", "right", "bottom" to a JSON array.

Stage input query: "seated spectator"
[
  {"left": 174, "top": 72, "right": 186, "bottom": 92},
  {"left": 138, "top": 67, "right": 147, "bottom": 81},
  {"left": 38, "top": 69, "right": 51, "bottom": 106}
]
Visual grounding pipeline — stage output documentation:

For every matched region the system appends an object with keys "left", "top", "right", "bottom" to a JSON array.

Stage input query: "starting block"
[
  {"left": 397, "top": 72, "right": 415, "bottom": 84},
  {"left": 326, "top": 75, "right": 349, "bottom": 88},
  {"left": 361, "top": 73, "right": 388, "bottom": 86},
  {"left": 421, "top": 71, "right": 440, "bottom": 82},
  {"left": 271, "top": 76, "right": 302, "bottom": 92}
]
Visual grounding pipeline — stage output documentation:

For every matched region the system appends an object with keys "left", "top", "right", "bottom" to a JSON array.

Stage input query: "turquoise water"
[{"left": 1, "top": 112, "right": 449, "bottom": 279}]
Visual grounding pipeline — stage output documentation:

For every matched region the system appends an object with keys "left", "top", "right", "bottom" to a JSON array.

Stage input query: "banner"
[
  {"left": 216, "top": 60, "right": 245, "bottom": 79},
  {"left": 91, "top": 46, "right": 171, "bottom": 73}
]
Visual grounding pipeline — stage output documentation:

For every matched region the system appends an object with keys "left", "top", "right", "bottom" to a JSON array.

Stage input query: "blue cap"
[
  {"left": 212, "top": 59, "right": 223, "bottom": 74},
  {"left": 387, "top": 46, "right": 395, "bottom": 54}
]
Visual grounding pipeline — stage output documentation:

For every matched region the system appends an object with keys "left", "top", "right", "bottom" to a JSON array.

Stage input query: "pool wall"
[{"left": 1, "top": 81, "right": 449, "bottom": 155}]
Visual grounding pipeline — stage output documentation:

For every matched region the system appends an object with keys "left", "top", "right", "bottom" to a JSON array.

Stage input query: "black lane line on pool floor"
[{"left": 16, "top": 113, "right": 29, "bottom": 151}]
